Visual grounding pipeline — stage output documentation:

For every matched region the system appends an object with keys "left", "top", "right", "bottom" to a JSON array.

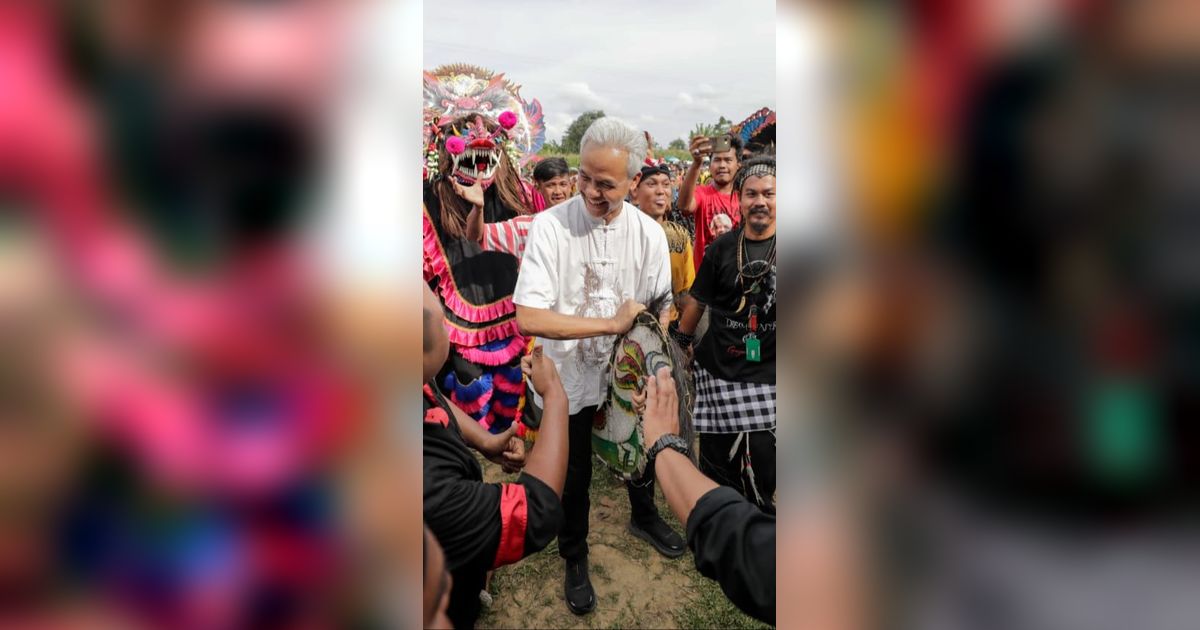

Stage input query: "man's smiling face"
[{"left": 577, "top": 145, "right": 633, "bottom": 218}]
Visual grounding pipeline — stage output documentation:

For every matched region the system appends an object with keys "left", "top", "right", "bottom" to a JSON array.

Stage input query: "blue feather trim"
[
  {"left": 492, "top": 391, "right": 521, "bottom": 408},
  {"left": 444, "top": 372, "right": 494, "bottom": 404}
]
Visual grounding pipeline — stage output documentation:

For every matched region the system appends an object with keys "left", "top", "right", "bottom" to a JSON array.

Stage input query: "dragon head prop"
[
  {"left": 426, "top": 112, "right": 534, "bottom": 237},
  {"left": 423, "top": 64, "right": 545, "bottom": 180},
  {"left": 429, "top": 112, "right": 519, "bottom": 186}
]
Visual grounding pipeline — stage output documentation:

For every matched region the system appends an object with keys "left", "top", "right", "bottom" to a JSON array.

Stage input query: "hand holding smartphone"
[{"left": 711, "top": 135, "right": 732, "bottom": 155}]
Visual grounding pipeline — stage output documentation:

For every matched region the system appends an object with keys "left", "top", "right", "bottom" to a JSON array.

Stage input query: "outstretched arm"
[
  {"left": 517, "top": 348, "right": 569, "bottom": 496},
  {"left": 641, "top": 368, "right": 719, "bottom": 526},
  {"left": 640, "top": 367, "right": 776, "bottom": 625},
  {"left": 464, "top": 203, "right": 485, "bottom": 243},
  {"left": 516, "top": 299, "right": 646, "bottom": 340},
  {"left": 677, "top": 297, "right": 706, "bottom": 337},
  {"left": 448, "top": 401, "right": 524, "bottom": 471},
  {"left": 677, "top": 135, "right": 712, "bottom": 216}
]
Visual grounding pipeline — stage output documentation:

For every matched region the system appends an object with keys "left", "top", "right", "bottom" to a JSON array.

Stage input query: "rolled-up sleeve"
[{"left": 512, "top": 216, "right": 557, "bottom": 310}]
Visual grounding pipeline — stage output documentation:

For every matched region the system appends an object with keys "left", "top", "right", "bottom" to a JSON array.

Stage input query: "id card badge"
[{"left": 745, "top": 336, "right": 762, "bottom": 362}]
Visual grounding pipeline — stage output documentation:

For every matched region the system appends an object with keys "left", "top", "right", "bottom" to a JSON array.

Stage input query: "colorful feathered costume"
[
  {"left": 422, "top": 66, "right": 547, "bottom": 434},
  {"left": 422, "top": 109, "right": 536, "bottom": 434}
]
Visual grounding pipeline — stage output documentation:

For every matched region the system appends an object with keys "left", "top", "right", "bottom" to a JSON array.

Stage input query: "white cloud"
[
  {"left": 425, "top": 0, "right": 774, "bottom": 146},
  {"left": 676, "top": 91, "right": 721, "bottom": 117},
  {"left": 545, "top": 112, "right": 574, "bottom": 144},
  {"left": 557, "top": 81, "right": 611, "bottom": 114}
]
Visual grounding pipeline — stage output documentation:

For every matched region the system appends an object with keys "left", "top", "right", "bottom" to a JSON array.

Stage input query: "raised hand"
[
  {"left": 520, "top": 345, "right": 561, "bottom": 397},
  {"left": 641, "top": 366, "right": 680, "bottom": 452},
  {"left": 452, "top": 177, "right": 484, "bottom": 208}
]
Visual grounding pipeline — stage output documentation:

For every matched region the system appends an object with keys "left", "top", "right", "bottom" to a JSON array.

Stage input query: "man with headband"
[
  {"left": 672, "top": 155, "right": 777, "bottom": 514},
  {"left": 514, "top": 117, "right": 673, "bottom": 616}
]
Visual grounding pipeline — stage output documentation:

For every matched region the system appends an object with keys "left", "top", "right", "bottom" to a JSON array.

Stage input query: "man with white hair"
[{"left": 514, "top": 117, "right": 674, "bottom": 615}]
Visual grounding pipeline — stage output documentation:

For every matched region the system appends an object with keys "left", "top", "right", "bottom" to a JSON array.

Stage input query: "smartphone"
[{"left": 711, "top": 135, "right": 732, "bottom": 154}]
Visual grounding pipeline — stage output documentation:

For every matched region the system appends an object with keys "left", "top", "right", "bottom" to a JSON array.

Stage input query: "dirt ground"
[{"left": 477, "top": 455, "right": 769, "bottom": 629}]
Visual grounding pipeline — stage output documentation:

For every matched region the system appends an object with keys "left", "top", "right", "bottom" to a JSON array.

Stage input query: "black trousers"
[
  {"left": 698, "top": 430, "right": 777, "bottom": 515},
  {"left": 558, "top": 405, "right": 660, "bottom": 561}
]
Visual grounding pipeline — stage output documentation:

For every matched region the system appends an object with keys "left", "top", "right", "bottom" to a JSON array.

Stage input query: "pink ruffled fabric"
[
  {"left": 444, "top": 318, "right": 521, "bottom": 348},
  {"left": 492, "top": 369, "right": 526, "bottom": 395},
  {"left": 458, "top": 335, "right": 528, "bottom": 367},
  {"left": 422, "top": 211, "right": 517, "bottom": 324},
  {"left": 438, "top": 284, "right": 514, "bottom": 323},
  {"left": 491, "top": 399, "right": 519, "bottom": 423}
]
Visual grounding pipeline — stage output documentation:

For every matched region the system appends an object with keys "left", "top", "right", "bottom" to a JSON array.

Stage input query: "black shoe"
[
  {"left": 563, "top": 556, "right": 596, "bottom": 615},
  {"left": 628, "top": 518, "right": 686, "bottom": 558}
]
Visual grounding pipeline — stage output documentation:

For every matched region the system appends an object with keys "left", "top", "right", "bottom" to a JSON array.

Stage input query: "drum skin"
[{"left": 594, "top": 311, "right": 695, "bottom": 480}]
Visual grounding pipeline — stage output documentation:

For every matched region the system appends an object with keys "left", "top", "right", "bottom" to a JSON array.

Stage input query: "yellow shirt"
[{"left": 662, "top": 221, "right": 695, "bottom": 321}]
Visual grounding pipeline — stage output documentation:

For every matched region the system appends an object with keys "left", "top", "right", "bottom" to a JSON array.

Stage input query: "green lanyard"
[
  {"left": 745, "top": 305, "right": 761, "bottom": 362},
  {"left": 1084, "top": 377, "right": 1161, "bottom": 488}
]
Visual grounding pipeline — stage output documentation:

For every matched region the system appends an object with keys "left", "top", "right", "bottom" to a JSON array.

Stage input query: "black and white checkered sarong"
[{"left": 692, "top": 363, "right": 776, "bottom": 433}]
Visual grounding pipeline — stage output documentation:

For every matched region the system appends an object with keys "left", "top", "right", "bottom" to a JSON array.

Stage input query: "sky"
[{"left": 424, "top": 0, "right": 776, "bottom": 148}]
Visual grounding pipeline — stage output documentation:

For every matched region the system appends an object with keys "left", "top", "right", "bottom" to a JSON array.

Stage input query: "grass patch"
[
  {"left": 677, "top": 574, "right": 772, "bottom": 630},
  {"left": 476, "top": 452, "right": 773, "bottom": 629}
]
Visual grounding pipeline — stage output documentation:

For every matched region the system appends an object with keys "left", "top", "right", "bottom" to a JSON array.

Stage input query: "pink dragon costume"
[{"left": 422, "top": 65, "right": 545, "bottom": 433}]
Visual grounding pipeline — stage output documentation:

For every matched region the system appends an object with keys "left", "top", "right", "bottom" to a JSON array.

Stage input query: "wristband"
[{"left": 668, "top": 321, "right": 695, "bottom": 348}]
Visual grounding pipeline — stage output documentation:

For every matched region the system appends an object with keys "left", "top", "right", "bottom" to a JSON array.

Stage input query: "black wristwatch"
[{"left": 647, "top": 434, "right": 690, "bottom": 464}]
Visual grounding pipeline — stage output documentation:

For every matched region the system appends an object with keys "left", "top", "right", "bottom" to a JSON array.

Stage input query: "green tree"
[
  {"left": 689, "top": 123, "right": 716, "bottom": 140},
  {"left": 561, "top": 110, "right": 606, "bottom": 153},
  {"left": 668, "top": 138, "right": 687, "bottom": 151},
  {"left": 689, "top": 116, "right": 734, "bottom": 140}
]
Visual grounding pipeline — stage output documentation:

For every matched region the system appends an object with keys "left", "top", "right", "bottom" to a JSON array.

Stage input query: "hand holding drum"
[
  {"left": 641, "top": 366, "right": 680, "bottom": 450},
  {"left": 611, "top": 299, "right": 646, "bottom": 335}
]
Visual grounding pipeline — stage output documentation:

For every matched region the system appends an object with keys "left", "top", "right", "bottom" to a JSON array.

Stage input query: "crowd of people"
[{"left": 422, "top": 116, "right": 777, "bottom": 628}]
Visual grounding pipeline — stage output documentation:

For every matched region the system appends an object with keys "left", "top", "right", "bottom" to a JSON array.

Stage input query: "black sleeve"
[
  {"left": 423, "top": 454, "right": 503, "bottom": 573},
  {"left": 690, "top": 234, "right": 722, "bottom": 306},
  {"left": 686, "top": 486, "right": 776, "bottom": 625},
  {"left": 514, "top": 472, "right": 563, "bottom": 559},
  {"left": 424, "top": 437, "right": 563, "bottom": 572}
]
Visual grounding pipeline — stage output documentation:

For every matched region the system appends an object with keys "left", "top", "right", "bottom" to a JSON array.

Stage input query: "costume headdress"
[
  {"left": 731, "top": 107, "right": 776, "bottom": 146},
  {"left": 422, "top": 65, "right": 545, "bottom": 181}
]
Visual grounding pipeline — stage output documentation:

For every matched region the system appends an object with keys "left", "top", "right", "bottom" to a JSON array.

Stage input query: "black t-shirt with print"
[{"left": 690, "top": 227, "right": 776, "bottom": 384}]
